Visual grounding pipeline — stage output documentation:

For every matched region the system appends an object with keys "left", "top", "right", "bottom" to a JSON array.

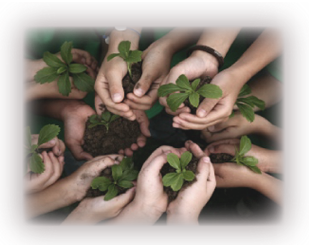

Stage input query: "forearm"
[
  {"left": 25, "top": 177, "right": 77, "bottom": 218},
  {"left": 255, "top": 116, "right": 282, "bottom": 147},
  {"left": 108, "top": 28, "right": 142, "bottom": 53},
  {"left": 167, "top": 210, "right": 199, "bottom": 225},
  {"left": 230, "top": 29, "right": 281, "bottom": 82},
  {"left": 110, "top": 201, "right": 163, "bottom": 225},
  {"left": 252, "top": 172, "right": 282, "bottom": 205}
]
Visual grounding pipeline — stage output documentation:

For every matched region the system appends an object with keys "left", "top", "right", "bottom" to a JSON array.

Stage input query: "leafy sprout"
[
  {"left": 90, "top": 157, "right": 138, "bottom": 201},
  {"left": 231, "top": 135, "right": 261, "bottom": 174},
  {"left": 162, "top": 151, "right": 196, "bottom": 191},
  {"left": 107, "top": 40, "right": 142, "bottom": 78},
  {"left": 34, "top": 41, "right": 95, "bottom": 96},
  {"left": 230, "top": 84, "right": 265, "bottom": 122},
  {"left": 25, "top": 124, "right": 60, "bottom": 174},
  {"left": 158, "top": 74, "right": 223, "bottom": 112},
  {"left": 88, "top": 111, "right": 120, "bottom": 132}
]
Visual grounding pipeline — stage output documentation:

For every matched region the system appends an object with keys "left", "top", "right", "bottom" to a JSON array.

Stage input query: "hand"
[
  {"left": 172, "top": 68, "right": 242, "bottom": 130},
  {"left": 117, "top": 109, "right": 151, "bottom": 157},
  {"left": 61, "top": 100, "right": 95, "bottom": 161},
  {"left": 31, "top": 134, "right": 66, "bottom": 157},
  {"left": 159, "top": 50, "right": 219, "bottom": 116},
  {"left": 205, "top": 139, "right": 282, "bottom": 173},
  {"left": 66, "top": 154, "right": 124, "bottom": 202},
  {"left": 167, "top": 142, "right": 216, "bottom": 224},
  {"left": 201, "top": 112, "right": 271, "bottom": 143},
  {"left": 25, "top": 151, "right": 65, "bottom": 193},
  {"left": 62, "top": 187, "right": 135, "bottom": 225},
  {"left": 124, "top": 39, "right": 173, "bottom": 111}
]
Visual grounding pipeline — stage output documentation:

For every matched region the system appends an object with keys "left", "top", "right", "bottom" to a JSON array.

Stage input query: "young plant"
[
  {"left": 158, "top": 74, "right": 223, "bottom": 112},
  {"left": 107, "top": 40, "right": 142, "bottom": 78},
  {"left": 90, "top": 157, "right": 138, "bottom": 201},
  {"left": 231, "top": 84, "right": 265, "bottom": 122},
  {"left": 25, "top": 124, "right": 60, "bottom": 174},
  {"left": 162, "top": 151, "right": 195, "bottom": 191},
  {"left": 88, "top": 111, "right": 120, "bottom": 131},
  {"left": 34, "top": 41, "right": 95, "bottom": 96},
  {"left": 231, "top": 135, "right": 261, "bottom": 174}
]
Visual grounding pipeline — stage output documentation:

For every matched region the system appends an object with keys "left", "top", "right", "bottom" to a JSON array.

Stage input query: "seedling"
[
  {"left": 162, "top": 151, "right": 195, "bottom": 191},
  {"left": 34, "top": 41, "right": 95, "bottom": 96},
  {"left": 231, "top": 135, "right": 261, "bottom": 174},
  {"left": 88, "top": 111, "right": 120, "bottom": 131},
  {"left": 107, "top": 40, "right": 142, "bottom": 78},
  {"left": 25, "top": 124, "right": 60, "bottom": 174},
  {"left": 90, "top": 157, "right": 138, "bottom": 201},
  {"left": 158, "top": 74, "right": 223, "bottom": 112},
  {"left": 231, "top": 84, "right": 265, "bottom": 122}
]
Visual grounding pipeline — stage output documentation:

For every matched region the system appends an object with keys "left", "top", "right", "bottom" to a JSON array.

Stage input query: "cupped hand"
[
  {"left": 31, "top": 134, "right": 66, "bottom": 157},
  {"left": 172, "top": 69, "right": 242, "bottom": 130},
  {"left": 25, "top": 151, "right": 65, "bottom": 193}
]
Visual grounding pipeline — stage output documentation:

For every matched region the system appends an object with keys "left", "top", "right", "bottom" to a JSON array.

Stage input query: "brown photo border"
[{"left": 0, "top": 2, "right": 309, "bottom": 245}]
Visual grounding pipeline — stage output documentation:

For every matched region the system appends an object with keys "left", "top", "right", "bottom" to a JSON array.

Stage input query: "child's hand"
[
  {"left": 62, "top": 187, "right": 135, "bottom": 225},
  {"left": 205, "top": 139, "right": 282, "bottom": 174},
  {"left": 172, "top": 69, "right": 241, "bottom": 130},
  {"left": 25, "top": 151, "right": 65, "bottom": 193},
  {"left": 201, "top": 112, "right": 271, "bottom": 143},
  {"left": 167, "top": 155, "right": 216, "bottom": 225},
  {"left": 124, "top": 40, "right": 173, "bottom": 111},
  {"left": 159, "top": 51, "right": 219, "bottom": 116},
  {"left": 31, "top": 134, "right": 66, "bottom": 157}
]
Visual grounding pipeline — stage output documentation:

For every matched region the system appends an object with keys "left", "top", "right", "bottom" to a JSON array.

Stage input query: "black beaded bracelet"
[{"left": 187, "top": 45, "right": 224, "bottom": 69}]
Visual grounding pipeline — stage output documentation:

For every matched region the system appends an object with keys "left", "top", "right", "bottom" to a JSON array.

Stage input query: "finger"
[
  {"left": 172, "top": 122, "right": 190, "bottom": 130},
  {"left": 175, "top": 114, "right": 228, "bottom": 130},
  {"left": 143, "top": 146, "right": 175, "bottom": 168},
  {"left": 40, "top": 151, "right": 54, "bottom": 182},
  {"left": 110, "top": 187, "right": 136, "bottom": 208},
  {"left": 127, "top": 93, "right": 154, "bottom": 105},
  {"left": 208, "top": 129, "right": 238, "bottom": 143},
  {"left": 207, "top": 144, "right": 237, "bottom": 156},
  {"left": 136, "top": 134, "right": 146, "bottom": 148},
  {"left": 196, "top": 98, "right": 219, "bottom": 118},
  {"left": 124, "top": 99, "right": 151, "bottom": 111},
  {"left": 130, "top": 143, "right": 139, "bottom": 151},
  {"left": 39, "top": 137, "right": 57, "bottom": 150},
  {"left": 87, "top": 157, "right": 116, "bottom": 176},
  {"left": 206, "top": 119, "right": 234, "bottom": 133},
  {"left": 134, "top": 110, "right": 151, "bottom": 137},
  {"left": 195, "top": 156, "right": 211, "bottom": 183},
  {"left": 124, "top": 148, "right": 134, "bottom": 157},
  {"left": 134, "top": 72, "right": 156, "bottom": 97},
  {"left": 165, "top": 106, "right": 190, "bottom": 116},
  {"left": 206, "top": 138, "right": 240, "bottom": 148},
  {"left": 44, "top": 152, "right": 62, "bottom": 188},
  {"left": 51, "top": 139, "right": 63, "bottom": 157},
  {"left": 106, "top": 71, "right": 125, "bottom": 103},
  {"left": 184, "top": 140, "right": 206, "bottom": 158},
  {"left": 143, "top": 154, "right": 168, "bottom": 176},
  {"left": 68, "top": 143, "right": 93, "bottom": 161}
]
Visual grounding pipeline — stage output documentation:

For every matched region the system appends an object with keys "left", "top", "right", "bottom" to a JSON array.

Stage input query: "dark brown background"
[{"left": 0, "top": 3, "right": 309, "bottom": 245}]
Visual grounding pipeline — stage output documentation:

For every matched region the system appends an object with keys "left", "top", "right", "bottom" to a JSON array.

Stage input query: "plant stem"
[{"left": 127, "top": 63, "right": 133, "bottom": 78}]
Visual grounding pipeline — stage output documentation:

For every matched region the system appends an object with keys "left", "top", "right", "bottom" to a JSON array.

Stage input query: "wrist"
[
  {"left": 167, "top": 208, "right": 199, "bottom": 225},
  {"left": 129, "top": 200, "right": 164, "bottom": 224},
  {"left": 108, "top": 29, "right": 141, "bottom": 54}
]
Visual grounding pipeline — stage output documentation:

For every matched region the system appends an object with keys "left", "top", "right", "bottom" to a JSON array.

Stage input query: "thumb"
[
  {"left": 196, "top": 156, "right": 211, "bottom": 183},
  {"left": 112, "top": 187, "right": 136, "bottom": 208},
  {"left": 106, "top": 71, "right": 125, "bottom": 103},
  {"left": 196, "top": 97, "right": 219, "bottom": 118},
  {"left": 39, "top": 137, "right": 57, "bottom": 149},
  {"left": 133, "top": 71, "right": 157, "bottom": 97}
]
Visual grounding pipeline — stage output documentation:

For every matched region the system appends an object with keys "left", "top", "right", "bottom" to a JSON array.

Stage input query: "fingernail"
[
  {"left": 113, "top": 93, "right": 122, "bottom": 102},
  {"left": 173, "top": 123, "right": 179, "bottom": 128},
  {"left": 198, "top": 109, "right": 206, "bottom": 117},
  {"left": 134, "top": 88, "right": 144, "bottom": 97},
  {"left": 48, "top": 139, "right": 56, "bottom": 145},
  {"left": 203, "top": 157, "right": 210, "bottom": 163},
  {"left": 207, "top": 126, "right": 215, "bottom": 132}
]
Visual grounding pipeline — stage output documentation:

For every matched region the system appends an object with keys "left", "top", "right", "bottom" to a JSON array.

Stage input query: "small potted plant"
[
  {"left": 158, "top": 74, "right": 223, "bottom": 114},
  {"left": 86, "top": 157, "right": 138, "bottom": 201},
  {"left": 34, "top": 41, "right": 95, "bottom": 96}
]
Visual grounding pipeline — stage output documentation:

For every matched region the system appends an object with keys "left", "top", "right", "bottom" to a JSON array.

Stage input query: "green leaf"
[
  {"left": 189, "top": 92, "right": 200, "bottom": 108},
  {"left": 69, "top": 63, "right": 87, "bottom": 74},
  {"left": 191, "top": 78, "right": 200, "bottom": 91},
  {"left": 125, "top": 50, "right": 142, "bottom": 63},
  {"left": 167, "top": 93, "right": 189, "bottom": 112},
  {"left": 122, "top": 169, "right": 138, "bottom": 181},
  {"left": 58, "top": 72, "right": 72, "bottom": 96},
  {"left": 197, "top": 84, "right": 222, "bottom": 99},
  {"left": 34, "top": 67, "right": 59, "bottom": 84},
  {"left": 180, "top": 151, "right": 193, "bottom": 169},
  {"left": 43, "top": 51, "right": 65, "bottom": 68},
  {"left": 104, "top": 184, "right": 119, "bottom": 201},
  {"left": 37, "top": 124, "right": 60, "bottom": 146},
  {"left": 107, "top": 53, "right": 121, "bottom": 61},
  {"left": 162, "top": 172, "right": 180, "bottom": 186},
  {"left": 60, "top": 41, "right": 73, "bottom": 64},
  {"left": 170, "top": 174, "right": 184, "bottom": 191},
  {"left": 157, "top": 84, "right": 182, "bottom": 97},
  {"left": 29, "top": 153, "right": 45, "bottom": 174},
  {"left": 241, "top": 156, "right": 258, "bottom": 166},
  {"left": 249, "top": 165, "right": 262, "bottom": 174},
  {"left": 118, "top": 41, "right": 131, "bottom": 59},
  {"left": 237, "top": 102, "right": 255, "bottom": 122},
  {"left": 167, "top": 153, "right": 181, "bottom": 170},
  {"left": 101, "top": 111, "right": 111, "bottom": 122},
  {"left": 119, "top": 157, "right": 133, "bottom": 171},
  {"left": 91, "top": 177, "right": 112, "bottom": 191},
  {"left": 57, "top": 66, "right": 67, "bottom": 74},
  {"left": 176, "top": 74, "right": 191, "bottom": 90},
  {"left": 117, "top": 180, "right": 134, "bottom": 189},
  {"left": 244, "top": 96, "right": 265, "bottom": 110},
  {"left": 239, "top": 84, "right": 251, "bottom": 97},
  {"left": 238, "top": 136, "right": 252, "bottom": 156},
  {"left": 182, "top": 170, "right": 195, "bottom": 181},
  {"left": 72, "top": 73, "right": 95, "bottom": 93},
  {"left": 110, "top": 114, "right": 120, "bottom": 122},
  {"left": 30, "top": 144, "right": 38, "bottom": 153},
  {"left": 111, "top": 165, "right": 122, "bottom": 181},
  {"left": 229, "top": 111, "right": 235, "bottom": 118},
  {"left": 26, "top": 126, "right": 32, "bottom": 148},
  {"left": 89, "top": 114, "right": 98, "bottom": 123}
]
